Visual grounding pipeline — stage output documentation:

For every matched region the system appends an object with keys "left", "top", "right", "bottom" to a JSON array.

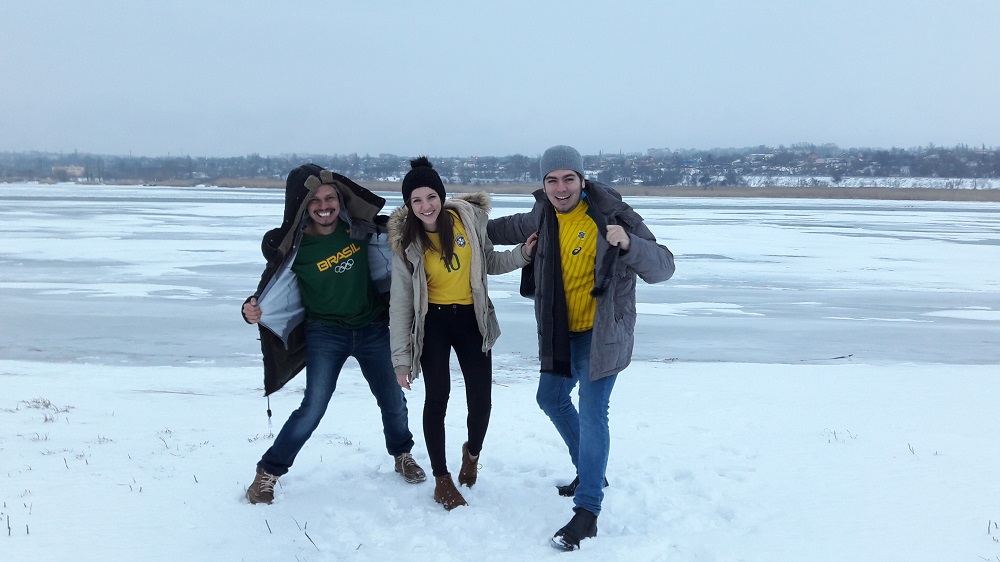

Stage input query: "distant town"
[{"left": 2, "top": 143, "right": 999, "bottom": 190}]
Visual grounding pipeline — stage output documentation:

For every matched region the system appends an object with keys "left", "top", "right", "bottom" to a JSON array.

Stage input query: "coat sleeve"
[
  {"left": 388, "top": 251, "right": 416, "bottom": 375},
  {"left": 618, "top": 213, "right": 675, "bottom": 284},
  {"left": 476, "top": 211, "right": 530, "bottom": 275},
  {"left": 487, "top": 208, "right": 538, "bottom": 246}
]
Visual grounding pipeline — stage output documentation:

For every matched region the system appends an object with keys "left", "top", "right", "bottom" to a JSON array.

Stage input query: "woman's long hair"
[{"left": 401, "top": 204, "right": 456, "bottom": 264}]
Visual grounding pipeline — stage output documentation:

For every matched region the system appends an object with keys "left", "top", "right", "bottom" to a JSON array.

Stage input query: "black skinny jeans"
[{"left": 419, "top": 303, "right": 492, "bottom": 477}]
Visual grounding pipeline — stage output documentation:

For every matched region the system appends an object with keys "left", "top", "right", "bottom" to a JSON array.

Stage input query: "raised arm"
[{"left": 617, "top": 213, "right": 675, "bottom": 284}]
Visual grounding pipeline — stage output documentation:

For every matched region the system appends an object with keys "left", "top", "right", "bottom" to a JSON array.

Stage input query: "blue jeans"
[
  {"left": 259, "top": 320, "right": 414, "bottom": 476},
  {"left": 536, "top": 330, "right": 617, "bottom": 516}
]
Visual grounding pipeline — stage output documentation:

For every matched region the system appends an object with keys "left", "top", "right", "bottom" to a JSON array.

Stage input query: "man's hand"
[
  {"left": 606, "top": 225, "right": 630, "bottom": 252},
  {"left": 242, "top": 297, "right": 262, "bottom": 324}
]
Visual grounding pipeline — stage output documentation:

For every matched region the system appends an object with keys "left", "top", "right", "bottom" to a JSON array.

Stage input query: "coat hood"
[
  {"left": 269, "top": 164, "right": 387, "bottom": 259},
  {"left": 282, "top": 164, "right": 386, "bottom": 225}
]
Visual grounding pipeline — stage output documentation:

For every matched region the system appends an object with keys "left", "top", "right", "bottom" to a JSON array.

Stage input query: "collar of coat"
[{"left": 387, "top": 191, "right": 491, "bottom": 255}]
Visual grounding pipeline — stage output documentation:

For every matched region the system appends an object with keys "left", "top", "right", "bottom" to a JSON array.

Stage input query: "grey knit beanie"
[{"left": 539, "top": 145, "right": 584, "bottom": 181}]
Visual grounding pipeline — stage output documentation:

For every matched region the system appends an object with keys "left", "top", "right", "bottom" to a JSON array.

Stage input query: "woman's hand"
[
  {"left": 396, "top": 370, "right": 413, "bottom": 390},
  {"left": 521, "top": 231, "right": 538, "bottom": 261}
]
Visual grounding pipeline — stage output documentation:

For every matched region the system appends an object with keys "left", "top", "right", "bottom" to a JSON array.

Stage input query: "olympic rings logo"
[{"left": 334, "top": 259, "right": 354, "bottom": 273}]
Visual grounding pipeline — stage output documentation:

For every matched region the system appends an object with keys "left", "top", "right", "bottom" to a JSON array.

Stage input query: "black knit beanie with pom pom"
[{"left": 401, "top": 156, "right": 446, "bottom": 207}]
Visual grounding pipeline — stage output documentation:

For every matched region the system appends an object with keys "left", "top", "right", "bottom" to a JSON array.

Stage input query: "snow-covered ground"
[{"left": 1, "top": 183, "right": 999, "bottom": 561}]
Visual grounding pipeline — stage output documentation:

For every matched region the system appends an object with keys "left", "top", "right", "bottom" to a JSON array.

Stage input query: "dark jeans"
[
  {"left": 420, "top": 304, "right": 492, "bottom": 477},
  {"left": 258, "top": 320, "right": 414, "bottom": 476}
]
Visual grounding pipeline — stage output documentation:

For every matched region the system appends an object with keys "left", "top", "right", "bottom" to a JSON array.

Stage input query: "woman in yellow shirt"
[{"left": 388, "top": 157, "right": 536, "bottom": 510}]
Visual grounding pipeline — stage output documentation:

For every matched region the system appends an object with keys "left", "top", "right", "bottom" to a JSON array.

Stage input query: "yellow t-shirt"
[
  {"left": 555, "top": 199, "right": 598, "bottom": 332},
  {"left": 424, "top": 211, "right": 474, "bottom": 305}
]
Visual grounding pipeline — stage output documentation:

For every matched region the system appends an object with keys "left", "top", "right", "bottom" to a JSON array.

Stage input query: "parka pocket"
[{"left": 611, "top": 270, "right": 637, "bottom": 323}]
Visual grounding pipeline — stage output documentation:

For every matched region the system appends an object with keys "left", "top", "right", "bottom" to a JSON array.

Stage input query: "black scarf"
[{"left": 538, "top": 205, "right": 572, "bottom": 377}]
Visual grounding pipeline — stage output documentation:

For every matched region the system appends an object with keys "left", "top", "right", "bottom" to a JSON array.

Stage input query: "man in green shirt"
[{"left": 242, "top": 164, "right": 425, "bottom": 504}]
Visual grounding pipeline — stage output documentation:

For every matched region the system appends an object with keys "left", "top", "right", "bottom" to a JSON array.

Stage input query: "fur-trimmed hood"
[{"left": 387, "top": 191, "right": 491, "bottom": 256}]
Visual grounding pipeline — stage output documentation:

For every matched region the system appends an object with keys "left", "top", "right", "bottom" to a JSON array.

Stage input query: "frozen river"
[{"left": 1, "top": 183, "right": 998, "bottom": 367}]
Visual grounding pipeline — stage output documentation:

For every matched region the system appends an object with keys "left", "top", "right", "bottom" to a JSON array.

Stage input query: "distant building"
[{"left": 52, "top": 165, "right": 84, "bottom": 178}]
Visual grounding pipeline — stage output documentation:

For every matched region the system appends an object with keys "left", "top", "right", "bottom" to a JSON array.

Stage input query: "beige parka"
[{"left": 387, "top": 191, "right": 530, "bottom": 379}]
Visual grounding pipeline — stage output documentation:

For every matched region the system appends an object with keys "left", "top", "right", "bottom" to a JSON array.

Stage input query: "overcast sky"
[{"left": 3, "top": 1, "right": 998, "bottom": 158}]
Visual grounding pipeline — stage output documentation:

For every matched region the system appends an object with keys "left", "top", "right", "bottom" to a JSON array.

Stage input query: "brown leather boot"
[
  {"left": 433, "top": 474, "right": 468, "bottom": 510},
  {"left": 457, "top": 442, "right": 479, "bottom": 488},
  {"left": 246, "top": 467, "right": 278, "bottom": 505}
]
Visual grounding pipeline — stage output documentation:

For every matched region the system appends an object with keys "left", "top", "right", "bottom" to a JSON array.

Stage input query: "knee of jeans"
[
  {"left": 535, "top": 389, "right": 551, "bottom": 412},
  {"left": 379, "top": 389, "right": 406, "bottom": 410},
  {"left": 296, "top": 393, "right": 330, "bottom": 415},
  {"left": 579, "top": 410, "right": 610, "bottom": 431},
  {"left": 304, "top": 405, "right": 330, "bottom": 426},
  {"left": 536, "top": 390, "right": 566, "bottom": 415}
]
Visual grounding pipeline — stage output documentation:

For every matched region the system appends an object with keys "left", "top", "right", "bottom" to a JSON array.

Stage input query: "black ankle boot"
[
  {"left": 550, "top": 508, "right": 598, "bottom": 551},
  {"left": 556, "top": 475, "right": 610, "bottom": 497}
]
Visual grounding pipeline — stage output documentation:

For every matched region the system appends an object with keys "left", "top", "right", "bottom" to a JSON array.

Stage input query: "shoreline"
[
  {"left": 222, "top": 180, "right": 1000, "bottom": 202},
  {"left": 409, "top": 183, "right": 1000, "bottom": 202},
  {"left": 10, "top": 179, "right": 1000, "bottom": 202}
]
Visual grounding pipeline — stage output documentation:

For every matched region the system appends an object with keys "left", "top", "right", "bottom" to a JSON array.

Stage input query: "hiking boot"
[
  {"left": 457, "top": 442, "right": 479, "bottom": 488},
  {"left": 246, "top": 467, "right": 279, "bottom": 505},
  {"left": 433, "top": 474, "right": 468, "bottom": 510},
  {"left": 550, "top": 508, "right": 598, "bottom": 551},
  {"left": 556, "top": 475, "right": 610, "bottom": 497},
  {"left": 394, "top": 452, "right": 427, "bottom": 483}
]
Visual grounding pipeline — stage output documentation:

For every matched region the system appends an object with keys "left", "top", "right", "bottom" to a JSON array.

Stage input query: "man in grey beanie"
[{"left": 488, "top": 145, "right": 675, "bottom": 551}]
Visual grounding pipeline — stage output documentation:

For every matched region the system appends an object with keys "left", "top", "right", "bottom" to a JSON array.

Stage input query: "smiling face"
[
  {"left": 305, "top": 184, "right": 340, "bottom": 235},
  {"left": 543, "top": 169, "right": 584, "bottom": 213},
  {"left": 408, "top": 186, "right": 442, "bottom": 230}
]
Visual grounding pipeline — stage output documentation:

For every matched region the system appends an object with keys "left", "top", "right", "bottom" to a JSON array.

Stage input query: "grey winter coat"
[
  {"left": 486, "top": 180, "right": 675, "bottom": 381},
  {"left": 387, "top": 192, "right": 530, "bottom": 379}
]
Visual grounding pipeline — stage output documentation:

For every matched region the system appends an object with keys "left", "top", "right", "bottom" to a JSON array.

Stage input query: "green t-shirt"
[{"left": 291, "top": 221, "right": 384, "bottom": 329}]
